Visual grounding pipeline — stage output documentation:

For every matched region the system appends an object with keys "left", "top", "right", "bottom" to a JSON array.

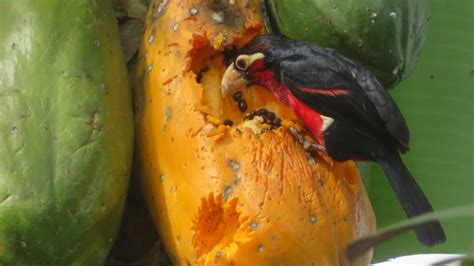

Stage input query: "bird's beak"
[{"left": 221, "top": 64, "right": 248, "bottom": 98}]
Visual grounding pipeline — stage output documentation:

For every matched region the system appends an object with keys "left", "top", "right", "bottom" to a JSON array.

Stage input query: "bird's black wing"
[
  {"left": 351, "top": 65, "right": 410, "bottom": 150},
  {"left": 277, "top": 51, "right": 409, "bottom": 150}
]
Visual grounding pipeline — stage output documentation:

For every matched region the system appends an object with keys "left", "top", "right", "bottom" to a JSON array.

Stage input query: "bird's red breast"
[
  {"left": 249, "top": 68, "right": 326, "bottom": 146},
  {"left": 287, "top": 94, "right": 326, "bottom": 146}
]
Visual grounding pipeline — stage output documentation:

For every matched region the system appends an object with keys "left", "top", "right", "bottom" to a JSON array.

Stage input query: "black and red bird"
[{"left": 221, "top": 34, "right": 446, "bottom": 246}]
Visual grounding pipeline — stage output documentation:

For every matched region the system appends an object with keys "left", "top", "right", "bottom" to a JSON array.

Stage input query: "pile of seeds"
[
  {"left": 233, "top": 91, "right": 247, "bottom": 112},
  {"left": 223, "top": 91, "right": 282, "bottom": 130},
  {"left": 244, "top": 108, "right": 281, "bottom": 129}
]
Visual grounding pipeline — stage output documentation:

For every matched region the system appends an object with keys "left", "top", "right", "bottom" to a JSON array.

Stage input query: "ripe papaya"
[
  {"left": 134, "top": 0, "right": 375, "bottom": 265},
  {"left": 265, "top": 0, "right": 430, "bottom": 88},
  {"left": 0, "top": 0, "right": 133, "bottom": 264}
]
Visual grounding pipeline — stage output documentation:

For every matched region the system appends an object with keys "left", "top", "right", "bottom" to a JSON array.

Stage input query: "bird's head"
[{"left": 221, "top": 35, "right": 291, "bottom": 98}]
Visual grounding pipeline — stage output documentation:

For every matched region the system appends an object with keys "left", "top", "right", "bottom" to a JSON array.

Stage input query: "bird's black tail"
[{"left": 378, "top": 154, "right": 446, "bottom": 246}]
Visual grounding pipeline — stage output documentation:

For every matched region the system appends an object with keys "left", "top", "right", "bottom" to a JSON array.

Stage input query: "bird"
[{"left": 220, "top": 34, "right": 446, "bottom": 246}]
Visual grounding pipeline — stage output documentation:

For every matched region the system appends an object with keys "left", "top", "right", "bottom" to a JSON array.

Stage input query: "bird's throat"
[{"left": 250, "top": 70, "right": 291, "bottom": 106}]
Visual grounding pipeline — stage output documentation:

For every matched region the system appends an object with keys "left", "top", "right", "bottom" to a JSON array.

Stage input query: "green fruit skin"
[
  {"left": 266, "top": 0, "right": 430, "bottom": 88},
  {"left": 0, "top": 1, "right": 133, "bottom": 265}
]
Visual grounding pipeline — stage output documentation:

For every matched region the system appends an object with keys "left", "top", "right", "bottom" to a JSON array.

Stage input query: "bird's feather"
[{"left": 274, "top": 48, "right": 410, "bottom": 151}]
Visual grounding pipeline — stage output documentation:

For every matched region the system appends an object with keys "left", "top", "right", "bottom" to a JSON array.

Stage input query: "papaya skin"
[
  {"left": 0, "top": 0, "right": 133, "bottom": 264},
  {"left": 265, "top": 0, "right": 430, "bottom": 88},
  {"left": 134, "top": 0, "right": 375, "bottom": 265}
]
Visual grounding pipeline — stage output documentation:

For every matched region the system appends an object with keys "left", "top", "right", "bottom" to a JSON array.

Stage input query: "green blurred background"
[{"left": 367, "top": 0, "right": 474, "bottom": 261}]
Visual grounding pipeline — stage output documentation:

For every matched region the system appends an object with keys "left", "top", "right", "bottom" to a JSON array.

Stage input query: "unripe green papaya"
[
  {"left": 265, "top": 0, "right": 430, "bottom": 88},
  {"left": 0, "top": 0, "right": 133, "bottom": 264}
]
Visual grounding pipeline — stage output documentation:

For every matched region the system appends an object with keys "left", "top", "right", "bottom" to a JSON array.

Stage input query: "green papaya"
[
  {"left": 0, "top": 1, "right": 133, "bottom": 265},
  {"left": 265, "top": 0, "right": 430, "bottom": 88}
]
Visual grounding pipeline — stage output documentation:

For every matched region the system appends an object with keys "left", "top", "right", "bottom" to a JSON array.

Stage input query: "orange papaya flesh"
[{"left": 134, "top": 0, "right": 376, "bottom": 265}]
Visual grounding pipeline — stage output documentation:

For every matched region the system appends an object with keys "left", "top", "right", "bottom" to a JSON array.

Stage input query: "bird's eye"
[{"left": 235, "top": 57, "right": 248, "bottom": 70}]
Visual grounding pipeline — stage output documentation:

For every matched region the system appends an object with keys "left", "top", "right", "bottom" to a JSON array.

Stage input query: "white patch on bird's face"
[
  {"left": 321, "top": 115, "right": 334, "bottom": 132},
  {"left": 235, "top": 53, "right": 264, "bottom": 71}
]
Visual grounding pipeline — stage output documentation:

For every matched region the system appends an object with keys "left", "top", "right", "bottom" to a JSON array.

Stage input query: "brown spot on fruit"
[{"left": 196, "top": 66, "right": 209, "bottom": 83}]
